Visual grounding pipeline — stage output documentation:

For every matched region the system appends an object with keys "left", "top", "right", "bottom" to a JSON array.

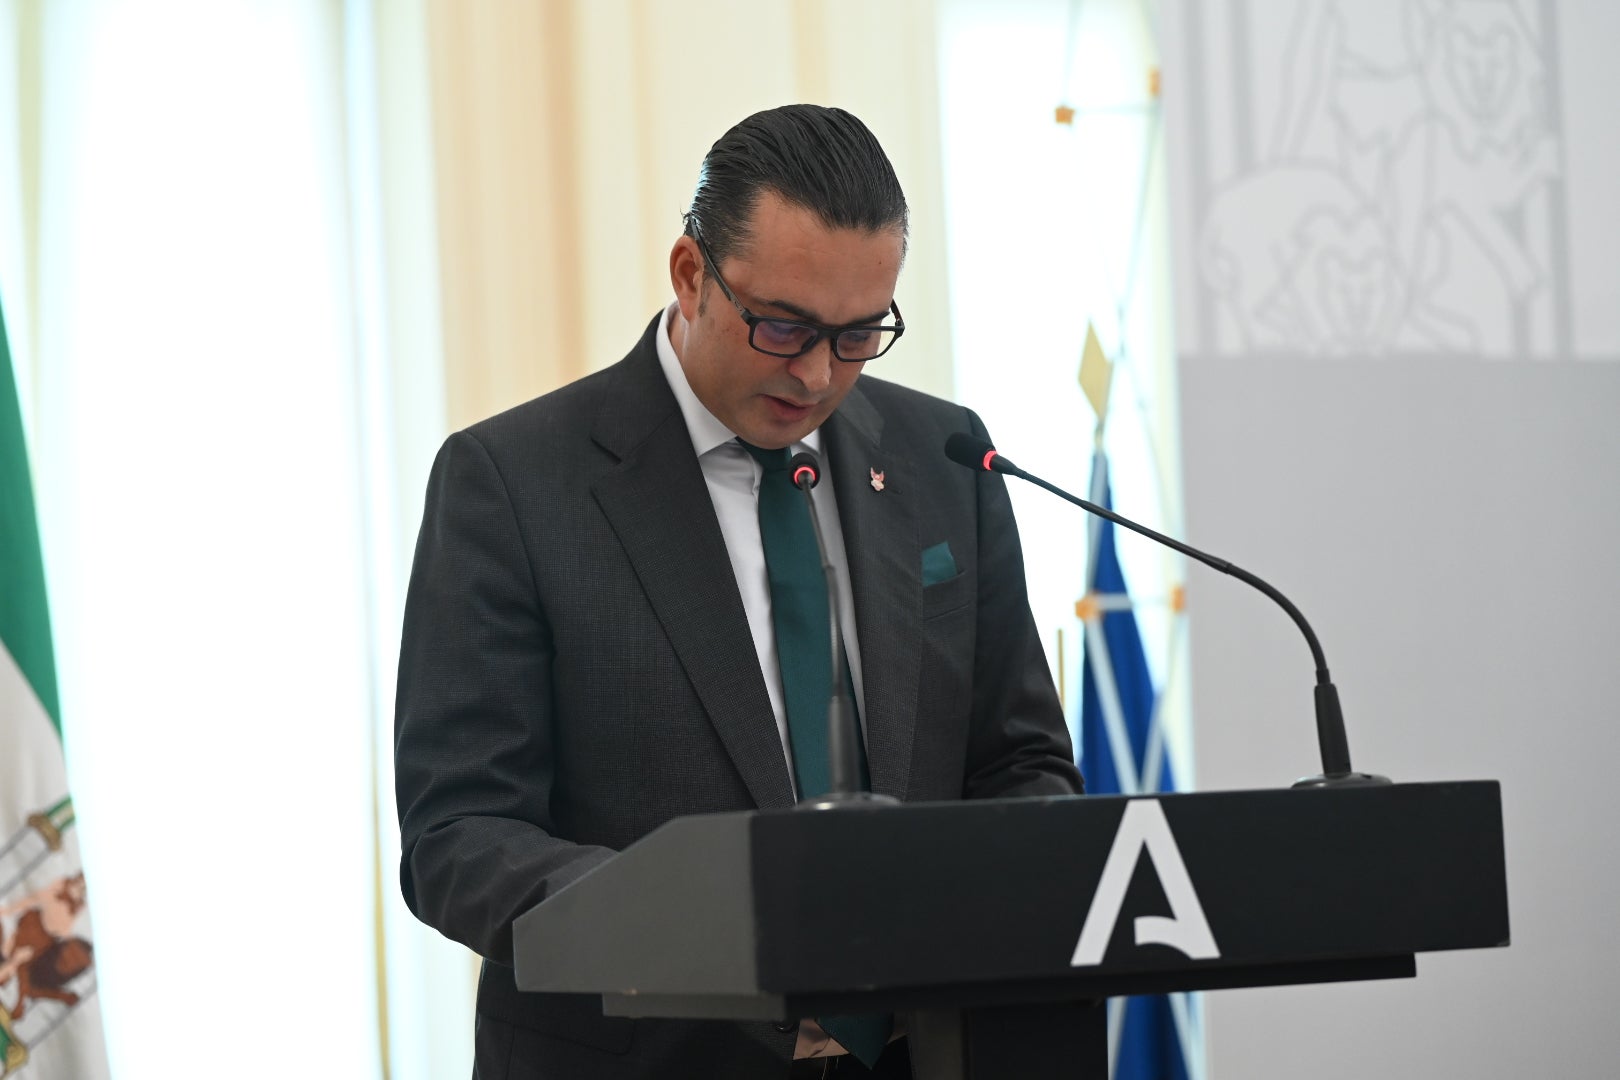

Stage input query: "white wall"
[{"left": 1163, "top": 1, "right": 1620, "bottom": 1076}]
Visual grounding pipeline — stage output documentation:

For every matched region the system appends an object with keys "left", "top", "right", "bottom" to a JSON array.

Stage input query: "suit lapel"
[
  {"left": 824, "top": 385, "right": 921, "bottom": 800},
  {"left": 589, "top": 328, "right": 796, "bottom": 811}
]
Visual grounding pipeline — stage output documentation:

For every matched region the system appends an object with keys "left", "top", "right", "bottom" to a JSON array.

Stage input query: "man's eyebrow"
[{"left": 757, "top": 297, "right": 894, "bottom": 327}]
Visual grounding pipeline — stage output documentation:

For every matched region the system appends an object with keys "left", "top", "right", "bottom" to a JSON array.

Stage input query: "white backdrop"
[{"left": 1164, "top": 1, "right": 1620, "bottom": 1076}]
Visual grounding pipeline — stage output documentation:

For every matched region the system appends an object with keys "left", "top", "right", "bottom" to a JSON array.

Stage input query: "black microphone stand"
[{"left": 790, "top": 455, "right": 898, "bottom": 809}]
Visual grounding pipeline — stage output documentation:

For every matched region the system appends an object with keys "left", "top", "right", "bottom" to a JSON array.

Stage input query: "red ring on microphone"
[
  {"left": 981, "top": 449, "right": 998, "bottom": 472},
  {"left": 792, "top": 465, "right": 818, "bottom": 487}
]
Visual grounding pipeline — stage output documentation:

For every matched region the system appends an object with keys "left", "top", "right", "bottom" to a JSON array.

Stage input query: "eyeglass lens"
[{"left": 750, "top": 319, "right": 898, "bottom": 361}]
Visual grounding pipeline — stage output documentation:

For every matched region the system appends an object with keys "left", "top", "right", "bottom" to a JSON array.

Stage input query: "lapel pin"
[{"left": 869, "top": 468, "right": 885, "bottom": 492}]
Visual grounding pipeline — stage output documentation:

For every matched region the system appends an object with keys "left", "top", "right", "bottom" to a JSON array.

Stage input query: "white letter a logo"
[{"left": 1070, "top": 799, "right": 1220, "bottom": 966}]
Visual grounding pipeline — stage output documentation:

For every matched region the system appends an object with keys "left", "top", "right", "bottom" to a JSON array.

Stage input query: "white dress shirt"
[{"left": 653, "top": 302, "right": 868, "bottom": 799}]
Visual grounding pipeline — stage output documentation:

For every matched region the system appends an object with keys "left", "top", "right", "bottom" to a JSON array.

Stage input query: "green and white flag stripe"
[
  {"left": 0, "top": 294, "right": 108, "bottom": 1078},
  {"left": 1, "top": 302, "right": 60, "bottom": 736}
]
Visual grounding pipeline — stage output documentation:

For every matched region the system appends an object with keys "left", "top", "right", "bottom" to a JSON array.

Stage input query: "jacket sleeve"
[
  {"left": 394, "top": 430, "right": 615, "bottom": 965},
  {"left": 961, "top": 408, "right": 1086, "bottom": 800}
]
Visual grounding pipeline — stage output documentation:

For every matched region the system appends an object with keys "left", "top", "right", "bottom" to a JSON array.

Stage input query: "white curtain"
[
  {"left": 936, "top": 0, "right": 1189, "bottom": 781},
  {"left": 5, "top": 1, "right": 455, "bottom": 1075}
]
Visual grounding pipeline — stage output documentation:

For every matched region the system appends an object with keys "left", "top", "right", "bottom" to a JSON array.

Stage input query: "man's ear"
[{"left": 670, "top": 235, "right": 704, "bottom": 322}]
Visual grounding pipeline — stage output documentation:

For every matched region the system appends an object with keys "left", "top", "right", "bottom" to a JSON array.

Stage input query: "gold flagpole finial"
[{"left": 1078, "top": 321, "right": 1114, "bottom": 427}]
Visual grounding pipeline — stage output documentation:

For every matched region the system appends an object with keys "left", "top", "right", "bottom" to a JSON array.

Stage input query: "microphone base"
[
  {"left": 795, "top": 791, "right": 902, "bottom": 811},
  {"left": 1291, "top": 771, "right": 1394, "bottom": 790}
]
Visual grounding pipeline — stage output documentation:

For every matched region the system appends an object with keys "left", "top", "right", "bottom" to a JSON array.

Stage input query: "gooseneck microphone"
[
  {"left": 943, "top": 432, "right": 1388, "bottom": 789},
  {"left": 788, "top": 451, "right": 897, "bottom": 808}
]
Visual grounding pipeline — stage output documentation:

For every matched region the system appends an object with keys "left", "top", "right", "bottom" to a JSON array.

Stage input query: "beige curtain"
[{"left": 424, "top": 0, "right": 954, "bottom": 432}]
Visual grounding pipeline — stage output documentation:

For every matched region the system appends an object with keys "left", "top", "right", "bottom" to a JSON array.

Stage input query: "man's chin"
[
  {"left": 738, "top": 428, "right": 808, "bottom": 451},
  {"left": 739, "top": 400, "right": 825, "bottom": 449}
]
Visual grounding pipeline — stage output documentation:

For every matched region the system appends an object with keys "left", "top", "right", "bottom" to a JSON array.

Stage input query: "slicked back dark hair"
[{"left": 683, "top": 105, "right": 909, "bottom": 268}]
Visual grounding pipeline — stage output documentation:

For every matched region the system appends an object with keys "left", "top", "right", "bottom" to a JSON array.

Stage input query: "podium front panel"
[{"left": 749, "top": 782, "right": 1506, "bottom": 994}]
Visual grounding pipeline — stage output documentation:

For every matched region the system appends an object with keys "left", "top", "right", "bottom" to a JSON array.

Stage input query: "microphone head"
[
  {"left": 943, "top": 432, "right": 1010, "bottom": 474},
  {"left": 788, "top": 451, "right": 821, "bottom": 489}
]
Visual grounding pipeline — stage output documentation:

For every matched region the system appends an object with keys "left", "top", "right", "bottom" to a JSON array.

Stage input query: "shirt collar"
[{"left": 655, "top": 300, "right": 823, "bottom": 459}]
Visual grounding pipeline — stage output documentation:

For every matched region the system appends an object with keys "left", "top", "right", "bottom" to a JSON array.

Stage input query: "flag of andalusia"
[{"left": 0, "top": 296, "right": 109, "bottom": 1077}]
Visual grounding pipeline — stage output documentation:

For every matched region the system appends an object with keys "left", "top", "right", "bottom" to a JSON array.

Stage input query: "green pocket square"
[{"left": 921, "top": 541, "right": 958, "bottom": 586}]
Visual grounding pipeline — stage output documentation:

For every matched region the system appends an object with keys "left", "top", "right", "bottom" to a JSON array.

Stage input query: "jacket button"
[{"left": 773, "top": 1020, "right": 796, "bottom": 1034}]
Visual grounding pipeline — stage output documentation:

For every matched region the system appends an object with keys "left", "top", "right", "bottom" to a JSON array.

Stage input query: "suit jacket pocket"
[{"left": 921, "top": 569, "right": 973, "bottom": 619}]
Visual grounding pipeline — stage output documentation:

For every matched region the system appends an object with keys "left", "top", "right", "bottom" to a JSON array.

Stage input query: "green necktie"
[
  {"left": 738, "top": 441, "right": 891, "bottom": 1068},
  {"left": 739, "top": 440, "right": 837, "bottom": 797}
]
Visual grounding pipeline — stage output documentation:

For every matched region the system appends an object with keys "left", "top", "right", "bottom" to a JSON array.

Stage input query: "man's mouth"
[{"left": 764, "top": 395, "right": 817, "bottom": 416}]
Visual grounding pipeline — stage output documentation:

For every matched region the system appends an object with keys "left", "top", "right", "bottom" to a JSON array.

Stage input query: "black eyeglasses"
[{"left": 694, "top": 233, "right": 905, "bottom": 362}]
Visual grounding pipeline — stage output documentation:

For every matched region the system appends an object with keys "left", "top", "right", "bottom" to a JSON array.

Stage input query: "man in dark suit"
[{"left": 395, "top": 105, "right": 1082, "bottom": 1079}]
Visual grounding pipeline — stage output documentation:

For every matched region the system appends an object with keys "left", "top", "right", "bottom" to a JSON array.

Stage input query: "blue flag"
[{"left": 1078, "top": 448, "right": 1195, "bottom": 1080}]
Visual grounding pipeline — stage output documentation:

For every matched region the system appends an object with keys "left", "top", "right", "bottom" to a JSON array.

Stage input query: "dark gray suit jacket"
[{"left": 395, "top": 314, "right": 1081, "bottom": 1079}]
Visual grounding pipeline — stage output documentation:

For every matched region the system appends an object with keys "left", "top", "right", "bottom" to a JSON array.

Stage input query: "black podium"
[{"left": 512, "top": 781, "right": 1508, "bottom": 1078}]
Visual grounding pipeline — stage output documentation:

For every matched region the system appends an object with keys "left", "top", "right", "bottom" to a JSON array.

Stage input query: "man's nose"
[{"left": 788, "top": 338, "right": 836, "bottom": 392}]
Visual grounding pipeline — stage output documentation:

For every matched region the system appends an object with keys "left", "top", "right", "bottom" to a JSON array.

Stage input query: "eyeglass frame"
[{"left": 692, "top": 232, "right": 905, "bottom": 362}]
